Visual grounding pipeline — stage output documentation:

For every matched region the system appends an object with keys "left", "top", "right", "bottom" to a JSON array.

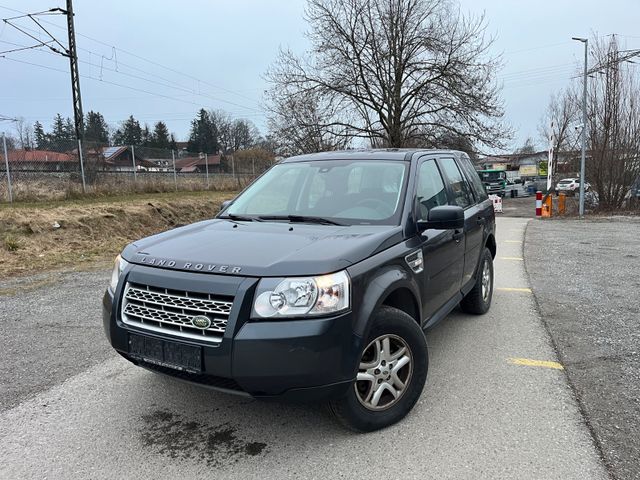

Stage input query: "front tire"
[
  {"left": 460, "top": 247, "right": 494, "bottom": 314},
  {"left": 329, "top": 306, "right": 428, "bottom": 432}
]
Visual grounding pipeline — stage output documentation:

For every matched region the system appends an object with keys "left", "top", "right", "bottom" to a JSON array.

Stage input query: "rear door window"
[
  {"left": 439, "top": 157, "right": 474, "bottom": 209},
  {"left": 458, "top": 156, "right": 488, "bottom": 202}
]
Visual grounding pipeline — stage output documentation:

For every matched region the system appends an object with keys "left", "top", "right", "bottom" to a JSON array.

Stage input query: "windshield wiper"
[
  {"left": 219, "top": 214, "right": 261, "bottom": 222},
  {"left": 258, "top": 215, "right": 345, "bottom": 226}
]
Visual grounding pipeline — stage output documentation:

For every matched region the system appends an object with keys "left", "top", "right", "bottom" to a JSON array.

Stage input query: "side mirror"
[
  {"left": 220, "top": 199, "right": 233, "bottom": 212},
  {"left": 417, "top": 205, "right": 464, "bottom": 232}
]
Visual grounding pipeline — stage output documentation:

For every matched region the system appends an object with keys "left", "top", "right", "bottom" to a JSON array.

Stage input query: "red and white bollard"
[{"left": 535, "top": 191, "right": 542, "bottom": 217}]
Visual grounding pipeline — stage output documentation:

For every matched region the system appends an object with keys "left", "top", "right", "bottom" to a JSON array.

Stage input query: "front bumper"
[
  {"left": 484, "top": 185, "right": 504, "bottom": 194},
  {"left": 102, "top": 265, "right": 361, "bottom": 402}
]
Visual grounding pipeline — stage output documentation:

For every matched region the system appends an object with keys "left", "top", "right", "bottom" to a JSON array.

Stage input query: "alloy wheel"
[
  {"left": 354, "top": 334, "right": 413, "bottom": 411},
  {"left": 481, "top": 258, "right": 491, "bottom": 302}
]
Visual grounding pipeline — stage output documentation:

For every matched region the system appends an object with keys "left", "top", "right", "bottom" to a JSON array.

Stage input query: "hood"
[{"left": 123, "top": 219, "right": 403, "bottom": 277}]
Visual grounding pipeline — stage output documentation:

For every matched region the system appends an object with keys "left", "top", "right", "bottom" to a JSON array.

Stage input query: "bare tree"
[
  {"left": 586, "top": 36, "right": 640, "bottom": 209},
  {"left": 228, "top": 119, "right": 259, "bottom": 152},
  {"left": 539, "top": 88, "right": 581, "bottom": 182},
  {"left": 1, "top": 132, "right": 17, "bottom": 150},
  {"left": 210, "top": 110, "right": 260, "bottom": 153},
  {"left": 14, "top": 117, "right": 34, "bottom": 150},
  {"left": 265, "top": 89, "right": 353, "bottom": 155},
  {"left": 514, "top": 137, "right": 537, "bottom": 154},
  {"left": 539, "top": 88, "right": 580, "bottom": 155},
  {"left": 265, "top": 0, "right": 508, "bottom": 150}
]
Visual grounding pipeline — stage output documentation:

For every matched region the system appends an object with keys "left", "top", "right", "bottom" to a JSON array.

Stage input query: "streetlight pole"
[{"left": 572, "top": 37, "right": 588, "bottom": 218}]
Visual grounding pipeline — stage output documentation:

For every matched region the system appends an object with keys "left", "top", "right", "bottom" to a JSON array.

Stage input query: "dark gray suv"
[{"left": 103, "top": 149, "right": 496, "bottom": 431}]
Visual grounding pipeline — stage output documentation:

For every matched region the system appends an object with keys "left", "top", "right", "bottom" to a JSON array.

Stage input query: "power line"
[
  {"left": 0, "top": 56, "right": 266, "bottom": 121},
  {"left": 0, "top": 113, "right": 18, "bottom": 122},
  {"left": 503, "top": 41, "right": 572, "bottom": 56},
  {"left": 0, "top": 3, "right": 262, "bottom": 106},
  {"left": 499, "top": 63, "right": 576, "bottom": 80},
  {"left": 0, "top": 15, "right": 264, "bottom": 112},
  {"left": 1, "top": 38, "right": 266, "bottom": 114},
  {"left": 0, "top": 41, "right": 51, "bottom": 55}
]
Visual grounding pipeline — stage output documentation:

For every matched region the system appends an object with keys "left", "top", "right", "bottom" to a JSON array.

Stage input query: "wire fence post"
[
  {"left": 231, "top": 154, "right": 236, "bottom": 180},
  {"left": 252, "top": 158, "right": 255, "bottom": 176},
  {"left": 2, "top": 133, "right": 13, "bottom": 203},
  {"left": 131, "top": 145, "right": 137, "bottom": 183},
  {"left": 205, "top": 153, "right": 210, "bottom": 189},
  {"left": 77, "top": 138, "right": 86, "bottom": 194},
  {"left": 171, "top": 149, "right": 178, "bottom": 190}
]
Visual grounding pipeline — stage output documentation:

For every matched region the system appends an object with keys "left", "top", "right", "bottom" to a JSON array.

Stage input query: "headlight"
[
  {"left": 253, "top": 270, "right": 350, "bottom": 318},
  {"left": 109, "top": 254, "right": 129, "bottom": 292}
]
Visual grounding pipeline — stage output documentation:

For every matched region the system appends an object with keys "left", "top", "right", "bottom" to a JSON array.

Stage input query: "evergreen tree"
[
  {"left": 63, "top": 117, "right": 75, "bottom": 140},
  {"left": 84, "top": 111, "right": 110, "bottom": 144},
  {"left": 112, "top": 115, "right": 143, "bottom": 145},
  {"left": 51, "top": 114, "right": 67, "bottom": 141},
  {"left": 151, "top": 121, "right": 171, "bottom": 149},
  {"left": 187, "top": 109, "right": 218, "bottom": 153},
  {"left": 141, "top": 124, "right": 152, "bottom": 146},
  {"left": 49, "top": 114, "right": 75, "bottom": 151},
  {"left": 33, "top": 121, "right": 49, "bottom": 150}
]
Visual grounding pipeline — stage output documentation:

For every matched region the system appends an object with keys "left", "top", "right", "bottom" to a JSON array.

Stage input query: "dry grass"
[
  {"left": 1, "top": 175, "right": 254, "bottom": 203},
  {"left": 0, "top": 190, "right": 238, "bottom": 278}
]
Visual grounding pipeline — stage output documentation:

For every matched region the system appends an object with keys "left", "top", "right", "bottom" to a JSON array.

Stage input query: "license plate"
[{"left": 128, "top": 334, "right": 202, "bottom": 373}]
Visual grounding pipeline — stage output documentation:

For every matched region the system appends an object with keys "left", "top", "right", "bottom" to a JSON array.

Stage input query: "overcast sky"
[{"left": 1, "top": 0, "right": 639, "bottom": 152}]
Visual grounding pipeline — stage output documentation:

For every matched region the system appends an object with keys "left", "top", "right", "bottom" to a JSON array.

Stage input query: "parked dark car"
[{"left": 103, "top": 149, "right": 496, "bottom": 431}]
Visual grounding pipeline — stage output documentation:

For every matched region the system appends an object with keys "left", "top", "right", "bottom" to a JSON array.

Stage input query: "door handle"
[
  {"left": 453, "top": 229, "right": 464, "bottom": 243},
  {"left": 477, "top": 216, "right": 486, "bottom": 225}
]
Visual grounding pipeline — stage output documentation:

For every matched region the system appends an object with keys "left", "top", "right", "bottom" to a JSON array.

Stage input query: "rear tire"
[
  {"left": 328, "top": 306, "right": 428, "bottom": 432},
  {"left": 460, "top": 247, "right": 494, "bottom": 315}
]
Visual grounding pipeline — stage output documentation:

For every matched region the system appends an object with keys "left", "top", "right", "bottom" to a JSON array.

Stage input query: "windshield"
[
  {"left": 224, "top": 160, "right": 408, "bottom": 225},
  {"left": 479, "top": 171, "right": 506, "bottom": 182}
]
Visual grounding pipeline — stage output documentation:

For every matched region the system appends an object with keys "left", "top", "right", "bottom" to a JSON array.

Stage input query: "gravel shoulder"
[
  {"left": 0, "top": 268, "right": 115, "bottom": 412},
  {"left": 525, "top": 217, "right": 640, "bottom": 480}
]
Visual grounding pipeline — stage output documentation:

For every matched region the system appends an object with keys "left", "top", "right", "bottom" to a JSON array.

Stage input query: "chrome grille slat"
[
  {"left": 125, "top": 286, "right": 232, "bottom": 315},
  {"left": 121, "top": 282, "right": 233, "bottom": 343},
  {"left": 123, "top": 303, "right": 227, "bottom": 333}
]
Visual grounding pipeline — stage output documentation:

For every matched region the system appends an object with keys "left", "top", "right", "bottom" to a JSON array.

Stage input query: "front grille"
[{"left": 121, "top": 282, "right": 233, "bottom": 343}]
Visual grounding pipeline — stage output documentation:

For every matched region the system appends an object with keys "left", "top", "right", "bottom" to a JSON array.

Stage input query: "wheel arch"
[
  {"left": 485, "top": 233, "right": 497, "bottom": 259},
  {"left": 381, "top": 288, "right": 420, "bottom": 326},
  {"left": 351, "top": 266, "right": 423, "bottom": 340}
]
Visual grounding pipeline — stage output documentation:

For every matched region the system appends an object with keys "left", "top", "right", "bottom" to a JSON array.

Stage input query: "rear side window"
[
  {"left": 458, "top": 156, "right": 488, "bottom": 202},
  {"left": 439, "top": 158, "right": 474, "bottom": 209},
  {"left": 416, "top": 160, "right": 448, "bottom": 220}
]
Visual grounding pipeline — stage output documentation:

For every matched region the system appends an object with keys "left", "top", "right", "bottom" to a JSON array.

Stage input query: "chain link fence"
[{"left": 0, "top": 134, "right": 273, "bottom": 203}]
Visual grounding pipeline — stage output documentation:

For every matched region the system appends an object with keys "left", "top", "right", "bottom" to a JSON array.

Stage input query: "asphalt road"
[
  {"left": 525, "top": 218, "right": 640, "bottom": 480},
  {"left": 0, "top": 218, "right": 607, "bottom": 479}
]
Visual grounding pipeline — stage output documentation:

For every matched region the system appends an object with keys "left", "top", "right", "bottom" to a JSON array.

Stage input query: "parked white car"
[{"left": 555, "top": 178, "right": 590, "bottom": 195}]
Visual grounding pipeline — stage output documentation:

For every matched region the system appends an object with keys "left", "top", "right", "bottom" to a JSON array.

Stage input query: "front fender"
[{"left": 348, "top": 252, "right": 422, "bottom": 340}]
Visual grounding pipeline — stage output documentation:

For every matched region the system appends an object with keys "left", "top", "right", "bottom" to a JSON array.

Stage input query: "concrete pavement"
[{"left": 0, "top": 217, "right": 608, "bottom": 479}]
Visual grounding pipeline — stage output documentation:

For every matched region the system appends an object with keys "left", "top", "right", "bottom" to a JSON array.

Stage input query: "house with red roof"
[
  {"left": 174, "top": 154, "right": 222, "bottom": 173},
  {"left": 6, "top": 150, "right": 77, "bottom": 171}
]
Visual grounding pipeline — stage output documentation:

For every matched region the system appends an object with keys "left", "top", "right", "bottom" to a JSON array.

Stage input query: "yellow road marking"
[
  {"left": 508, "top": 357, "right": 564, "bottom": 370},
  {"left": 496, "top": 287, "right": 532, "bottom": 293},
  {"left": 499, "top": 256, "right": 524, "bottom": 261},
  {"left": 504, "top": 240, "right": 522, "bottom": 244}
]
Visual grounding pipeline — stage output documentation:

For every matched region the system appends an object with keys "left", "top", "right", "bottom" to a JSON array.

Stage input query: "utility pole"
[
  {"left": 65, "top": 0, "right": 84, "bottom": 140},
  {"left": 2, "top": 6, "right": 84, "bottom": 138},
  {"left": 572, "top": 37, "right": 588, "bottom": 218}
]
